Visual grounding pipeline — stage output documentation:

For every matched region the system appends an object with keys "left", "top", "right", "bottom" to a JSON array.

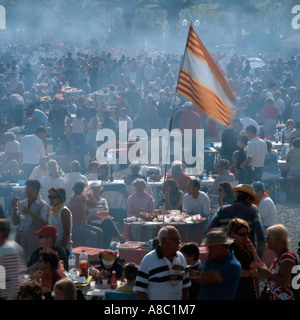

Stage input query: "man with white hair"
[
  {"left": 134, "top": 226, "right": 190, "bottom": 300},
  {"left": 63, "top": 160, "right": 88, "bottom": 188},
  {"left": 251, "top": 181, "right": 276, "bottom": 230}
]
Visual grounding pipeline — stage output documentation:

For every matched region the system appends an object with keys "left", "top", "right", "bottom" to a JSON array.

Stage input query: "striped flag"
[{"left": 177, "top": 22, "right": 236, "bottom": 127}]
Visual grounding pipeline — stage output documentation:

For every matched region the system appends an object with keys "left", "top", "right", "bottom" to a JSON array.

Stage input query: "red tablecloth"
[
  {"left": 72, "top": 246, "right": 209, "bottom": 267},
  {"left": 73, "top": 246, "right": 103, "bottom": 267},
  {"left": 72, "top": 245, "right": 274, "bottom": 270}
]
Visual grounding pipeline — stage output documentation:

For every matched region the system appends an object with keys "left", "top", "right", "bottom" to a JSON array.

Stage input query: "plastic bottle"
[
  {"left": 202, "top": 170, "right": 207, "bottom": 180},
  {"left": 275, "top": 129, "right": 280, "bottom": 143},
  {"left": 110, "top": 270, "right": 117, "bottom": 290},
  {"left": 68, "top": 251, "right": 77, "bottom": 280},
  {"left": 281, "top": 132, "right": 285, "bottom": 144},
  {"left": 79, "top": 250, "right": 88, "bottom": 277}
]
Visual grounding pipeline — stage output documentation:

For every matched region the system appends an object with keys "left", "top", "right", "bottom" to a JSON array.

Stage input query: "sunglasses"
[
  {"left": 48, "top": 195, "right": 58, "bottom": 199},
  {"left": 236, "top": 232, "right": 249, "bottom": 237}
]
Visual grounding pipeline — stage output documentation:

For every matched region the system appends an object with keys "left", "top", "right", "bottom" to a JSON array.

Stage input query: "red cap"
[{"left": 35, "top": 226, "right": 57, "bottom": 238}]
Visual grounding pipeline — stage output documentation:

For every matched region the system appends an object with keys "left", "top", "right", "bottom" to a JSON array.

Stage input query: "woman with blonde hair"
[{"left": 251, "top": 224, "right": 297, "bottom": 300}]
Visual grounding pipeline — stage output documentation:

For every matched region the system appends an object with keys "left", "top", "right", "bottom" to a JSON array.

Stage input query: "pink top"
[
  {"left": 126, "top": 192, "right": 155, "bottom": 218},
  {"left": 4, "top": 140, "right": 20, "bottom": 153},
  {"left": 68, "top": 194, "right": 88, "bottom": 226}
]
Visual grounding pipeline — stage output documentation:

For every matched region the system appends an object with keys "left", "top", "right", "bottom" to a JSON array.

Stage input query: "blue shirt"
[
  {"left": 197, "top": 252, "right": 241, "bottom": 300},
  {"left": 24, "top": 109, "right": 49, "bottom": 134}
]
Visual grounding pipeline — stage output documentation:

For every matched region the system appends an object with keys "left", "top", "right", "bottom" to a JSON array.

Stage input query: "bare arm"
[
  {"left": 251, "top": 260, "right": 294, "bottom": 288},
  {"left": 60, "top": 208, "right": 71, "bottom": 249}
]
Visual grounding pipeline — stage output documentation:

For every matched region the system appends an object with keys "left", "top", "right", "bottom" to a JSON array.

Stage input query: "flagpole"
[{"left": 161, "top": 22, "right": 192, "bottom": 227}]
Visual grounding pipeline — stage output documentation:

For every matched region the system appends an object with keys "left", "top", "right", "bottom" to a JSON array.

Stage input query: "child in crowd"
[
  {"left": 116, "top": 262, "right": 139, "bottom": 293},
  {"left": 180, "top": 242, "right": 203, "bottom": 300}
]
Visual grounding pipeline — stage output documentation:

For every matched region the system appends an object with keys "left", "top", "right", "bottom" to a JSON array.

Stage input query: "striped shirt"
[
  {"left": 210, "top": 200, "right": 265, "bottom": 257},
  {"left": 134, "top": 247, "right": 190, "bottom": 300},
  {"left": 0, "top": 241, "right": 26, "bottom": 300}
]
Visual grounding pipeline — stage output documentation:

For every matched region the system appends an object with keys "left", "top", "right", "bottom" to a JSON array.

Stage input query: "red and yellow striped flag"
[{"left": 177, "top": 22, "right": 236, "bottom": 127}]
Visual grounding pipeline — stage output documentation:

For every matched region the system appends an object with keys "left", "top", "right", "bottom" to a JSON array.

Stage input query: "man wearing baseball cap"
[
  {"left": 27, "top": 226, "right": 67, "bottom": 273},
  {"left": 195, "top": 228, "right": 241, "bottom": 300},
  {"left": 209, "top": 184, "right": 265, "bottom": 257}
]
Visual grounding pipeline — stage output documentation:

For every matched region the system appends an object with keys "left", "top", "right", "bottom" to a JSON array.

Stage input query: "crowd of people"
[{"left": 0, "top": 38, "right": 300, "bottom": 301}]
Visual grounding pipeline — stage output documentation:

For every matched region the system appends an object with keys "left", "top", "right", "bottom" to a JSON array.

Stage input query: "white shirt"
[
  {"left": 182, "top": 191, "right": 211, "bottom": 217},
  {"left": 40, "top": 174, "right": 65, "bottom": 190},
  {"left": 18, "top": 134, "right": 46, "bottom": 164},
  {"left": 274, "top": 98, "right": 285, "bottom": 116},
  {"left": 246, "top": 137, "right": 267, "bottom": 168},
  {"left": 258, "top": 196, "right": 276, "bottom": 228},
  {"left": 64, "top": 172, "right": 88, "bottom": 188},
  {"left": 49, "top": 206, "right": 72, "bottom": 252},
  {"left": 240, "top": 117, "right": 260, "bottom": 135}
]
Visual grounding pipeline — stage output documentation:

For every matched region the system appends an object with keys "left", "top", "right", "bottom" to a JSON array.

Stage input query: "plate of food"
[
  {"left": 139, "top": 212, "right": 155, "bottom": 221},
  {"left": 149, "top": 174, "right": 163, "bottom": 182},
  {"left": 117, "top": 241, "right": 144, "bottom": 249}
]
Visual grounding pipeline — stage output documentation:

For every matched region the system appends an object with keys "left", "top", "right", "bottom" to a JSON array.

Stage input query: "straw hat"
[
  {"left": 233, "top": 184, "right": 258, "bottom": 203},
  {"left": 201, "top": 228, "right": 234, "bottom": 247}
]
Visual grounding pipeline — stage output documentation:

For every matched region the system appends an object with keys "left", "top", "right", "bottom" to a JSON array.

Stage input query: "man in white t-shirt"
[
  {"left": 18, "top": 126, "right": 47, "bottom": 179},
  {"left": 240, "top": 125, "right": 267, "bottom": 184},
  {"left": 252, "top": 181, "right": 276, "bottom": 230},
  {"left": 240, "top": 108, "right": 260, "bottom": 135},
  {"left": 182, "top": 179, "right": 211, "bottom": 217}
]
